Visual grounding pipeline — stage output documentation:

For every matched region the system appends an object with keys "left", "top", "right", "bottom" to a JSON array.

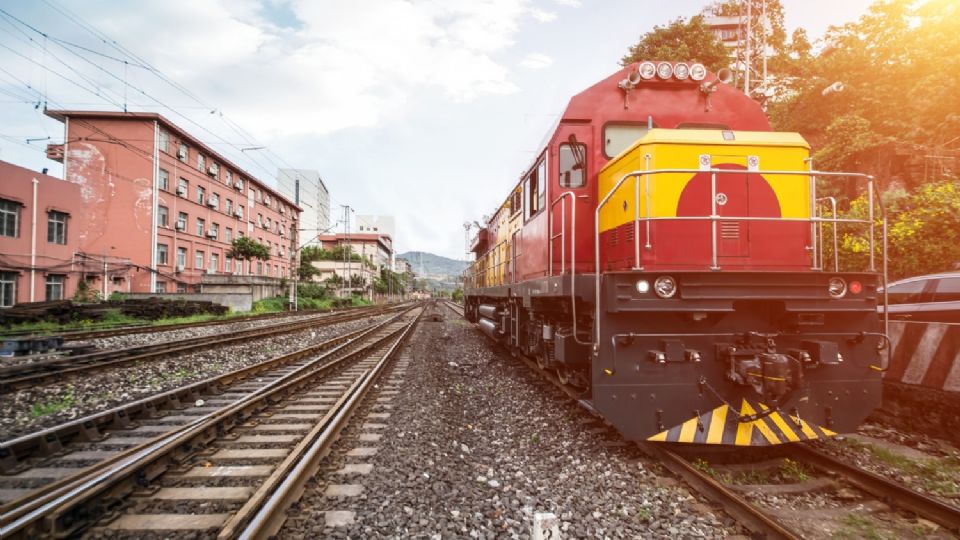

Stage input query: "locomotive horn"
[
  {"left": 700, "top": 68, "right": 734, "bottom": 93},
  {"left": 618, "top": 70, "right": 643, "bottom": 91},
  {"left": 821, "top": 81, "right": 845, "bottom": 96}
]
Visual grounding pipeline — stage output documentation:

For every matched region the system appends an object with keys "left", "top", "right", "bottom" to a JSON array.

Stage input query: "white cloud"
[
  {"left": 529, "top": 7, "right": 558, "bottom": 22},
  {"left": 519, "top": 52, "right": 554, "bottom": 69},
  {"left": 553, "top": 0, "right": 582, "bottom": 6}
]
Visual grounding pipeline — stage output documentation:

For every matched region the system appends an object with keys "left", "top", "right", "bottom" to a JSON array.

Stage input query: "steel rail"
[
  {"left": 0, "top": 315, "right": 385, "bottom": 476},
  {"left": 225, "top": 311, "right": 420, "bottom": 540},
  {"left": 0, "top": 304, "right": 404, "bottom": 390},
  {"left": 788, "top": 444, "right": 960, "bottom": 533},
  {"left": 0, "top": 307, "right": 420, "bottom": 538}
]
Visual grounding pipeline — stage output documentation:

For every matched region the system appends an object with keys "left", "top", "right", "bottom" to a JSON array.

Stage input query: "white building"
[
  {"left": 355, "top": 214, "right": 394, "bottom": 238},
  {"left": 277, "top": 168, "right": 330, "bottom": 245}
]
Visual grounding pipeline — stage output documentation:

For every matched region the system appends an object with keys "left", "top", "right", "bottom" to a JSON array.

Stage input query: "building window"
[
  {"left": 177, "top": 247, "right": 187, "bottom": 268},
  {"left": 177, "top": 211, "right": 188, "bottom": 230},
  {"left": 210, "top": 222, "right": 219, "bottom": 240},
  {"left": 156, "top": 243, "right": 169, "bottom": 265},
  {"left": 178, "top": 177, "right": 188, "bottom": 196},
  {"left": 225, "top": 256, "right": 232, "bottom": 273},
  {"left": 237, "top": 205, "right": 244, "bottom": 219},
  {"left": 155, "top": 280, "right": 167, "bottom": 293},
  {"left": 209, "top": 193, "right": 219, "bottom": 210},
  {"left": 225, "top": 170, "right": 233, "bottom": 184},
  {"left": 225, "top": 198, "right": 233, "bottom": 214},
  {"left": 196, "top": 218, "right": 205, "bottom": 236},
  {"left": 159, "top": 129, "right": 170, "bottom": 153},
  {"left": 0, "top": 199, "right": 21, "bottom": 237},
  {"left": 257, "top": 261, "right": 263, "bottom": 275},
  {"left": 210, "top": 253, "right": 219, "bottom": 273},
  {"left": 157, "top": 205, "right": 169, "bottom": 228},
  {"left": 257, "top": 213, "right": 263, "bottom": 227},
  {"left": 158, "top": 168, "right": 169, "bottom": 191},
  {"left": 45, "top": 274, "right": 64, "bottom": 301},
  {"left": 195, "top": 250, "right": 204, "bottom": 269},
  {"left": 178, "top": 143, "right": 188, "bottom": 163},
  {"left": 0, "top": 272, "right": 16, "bottom": 307},
  {"left": 47, "top": 211, "right": 68, "bottom": 244},
  {"left": 196, "top": 186, "right": 205, "bottom": 205},
  {"left": 197, "top": 153, "right": 205, "bottom": 172},
  {"left": 225, "top": 227, "right": 233, "bottom": 243},
  {"left": 176, "top": 282, "right": 187, "bottom": 293}
]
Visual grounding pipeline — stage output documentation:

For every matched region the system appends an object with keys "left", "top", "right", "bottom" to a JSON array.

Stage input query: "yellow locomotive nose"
[{"left": 647, "top": 399, "right": 836, "bottom": 446}]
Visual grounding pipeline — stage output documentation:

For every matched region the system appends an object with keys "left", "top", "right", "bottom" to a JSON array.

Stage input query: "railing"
[
  {"left": 594, "top": 161, "right": 890, "bottom": 359},
  {"left": 548, "top": 192, "right": 588, "bottom": 344},
  {"left": 465, "top": 238, "right": 510, "bottom": 290}
]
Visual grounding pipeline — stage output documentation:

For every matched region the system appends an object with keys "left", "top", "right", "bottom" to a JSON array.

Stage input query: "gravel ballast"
[
  {"left": 283, "top": 312, "right": 738, "bottom": 539},
  {"left": 0, "top": 314, "right": 392, "bottom": 441}
]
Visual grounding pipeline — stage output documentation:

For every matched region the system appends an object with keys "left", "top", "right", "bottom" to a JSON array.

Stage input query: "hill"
[{"left": 397, "top": 251, "right": 468, "bottom": 280}]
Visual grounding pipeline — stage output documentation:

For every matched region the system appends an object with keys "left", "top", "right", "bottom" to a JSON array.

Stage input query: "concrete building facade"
[
  {"left": 277, "top": 168, "right": 329, "bottom": 244},
  {"left": 316, "top": 233, "right": 393, "bottom": 273},
  {"left": 44, "top": 110, "right": 301, "bottom": 294},
  {"left": 0, "top": 160, "right": 126, "bottom": 305}
]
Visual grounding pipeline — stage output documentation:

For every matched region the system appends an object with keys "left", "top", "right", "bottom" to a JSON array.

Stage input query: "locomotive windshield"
[{"left": 604, "top": 123, "right": 650, "bottom": 158}]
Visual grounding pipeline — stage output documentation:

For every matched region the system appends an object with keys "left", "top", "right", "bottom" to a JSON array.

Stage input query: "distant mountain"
[{"left": 397, "top": 251, "right": 468, "bottom": 279}]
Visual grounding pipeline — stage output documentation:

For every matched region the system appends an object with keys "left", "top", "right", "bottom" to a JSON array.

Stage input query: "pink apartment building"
[
  {"left": 43, "top": 110, "right": 300, "bottom": 294},
  {"left": 0, "top": 160, "right": 94, "bottom": 306}
]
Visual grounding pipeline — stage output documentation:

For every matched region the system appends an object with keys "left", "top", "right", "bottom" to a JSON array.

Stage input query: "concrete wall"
[
  {"left": 200, "top": 274, "right": 284, "bottom": 303},
  {"left": 124, "top": 292, "right": 252, "bottom": 313}
]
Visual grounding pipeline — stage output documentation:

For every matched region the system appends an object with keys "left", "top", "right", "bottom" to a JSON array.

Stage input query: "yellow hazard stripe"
[
  {"left": 678, "top": 416, "right": 699, "bottom": 443},
  {"left": 739, "top": 400, "right": 782, "bottom": 445},
  {"left": 647, "top": 430, "right": 668, "bottom": 442},
  {"left": 761, "top": 404, "right": 801, "bottom": 442},
  {"left": 790, "top": 415, "right": 818, "bottom": 439},
  {"left": 706, "top": 405, "right": 728, "bottom": 444}
]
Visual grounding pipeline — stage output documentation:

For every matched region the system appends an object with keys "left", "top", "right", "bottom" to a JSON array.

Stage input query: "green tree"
[
  {"left": 621, "top": 15, "right": 730, "bottom": 72},
  {"left": 768, "top": 0, "right": 960, "bottom": 183},
  {"left": 227, "top": 237, "right": 270, "bottom": 264}
]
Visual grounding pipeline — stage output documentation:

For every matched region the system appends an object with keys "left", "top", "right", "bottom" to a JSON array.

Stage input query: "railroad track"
[
  {"left": 446, "top": 301, "right": 960, "bottom": 539},
  {"left": 0, "top": 303, "right": 407, "bottom": 390},
  {"left": 0, "top": 305, "right": 422, "bottom": 538},
  {"left": 0, "top": 308, "right": 327, "bottom": 342}
]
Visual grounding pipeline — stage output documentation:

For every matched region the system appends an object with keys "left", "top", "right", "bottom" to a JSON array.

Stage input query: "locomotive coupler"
[{"left": 722, "top": 336, "right": 803, "bottom": 402}]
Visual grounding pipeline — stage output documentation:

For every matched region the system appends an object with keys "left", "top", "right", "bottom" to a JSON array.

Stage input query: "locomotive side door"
[{"left": 550, "top": 124, "right": 594, "bottom": 276}]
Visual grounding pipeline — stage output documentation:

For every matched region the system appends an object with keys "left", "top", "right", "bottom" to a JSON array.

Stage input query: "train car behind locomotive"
[{"left": 463, "top": 61, "right": 889, "bottom": 446}]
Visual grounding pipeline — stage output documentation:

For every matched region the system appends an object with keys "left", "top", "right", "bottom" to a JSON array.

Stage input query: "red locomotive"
[{"left": 463, "top": 61, "right": 888, "bottom": 446}]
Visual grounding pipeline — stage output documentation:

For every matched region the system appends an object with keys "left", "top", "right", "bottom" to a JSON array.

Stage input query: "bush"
[{"left": 826, "top": 179, "right": 960, "bottom": 280}]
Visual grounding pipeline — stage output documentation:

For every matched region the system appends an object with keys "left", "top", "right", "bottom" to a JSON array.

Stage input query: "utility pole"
[
  {"left": 289, "top": 176, "right": 299, "bottom": 311},
  {"left": 744, "top": 0, "right": 752, "bottom": 96},
  {"left": 340, "top": 204, "right": 351, "bottom": 299}
]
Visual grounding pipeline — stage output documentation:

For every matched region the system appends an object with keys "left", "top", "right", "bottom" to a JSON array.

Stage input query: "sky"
[{"left": 0, "top": 0, "right": 876, "bottom": 260}]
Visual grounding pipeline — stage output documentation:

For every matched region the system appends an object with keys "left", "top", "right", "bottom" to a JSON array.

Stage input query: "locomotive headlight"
[
  {"left": 690, "top": 63, "right": 707, "bottom": 81},
  {"left": 828, "top": 277, "right": 848, "bottom": 298},
  {"left": 636, "top": 279, "right": 650, "bottom": 294},
  {"left": 638, "top": 61, "right": 656, "bottom": 80},
  {"left": 656, "top": 62, "right": 673, "bottom": 80},
  {"left": 673, "top": 62, "right": 690, "bottom": 80},
  {"left": 654, "top": 276, "right": 678, "bottom": 298}
]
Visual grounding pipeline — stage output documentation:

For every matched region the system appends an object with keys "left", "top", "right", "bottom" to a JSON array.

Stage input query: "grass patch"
[
  {"left": 833, "top": 513, "right": 893, "bottom": 540},
  {"left": 29, "top": 394, "right": 76, "bottom": 419},
  {"left": 843, "top": 438, "right": 960, "bottom": 495}
]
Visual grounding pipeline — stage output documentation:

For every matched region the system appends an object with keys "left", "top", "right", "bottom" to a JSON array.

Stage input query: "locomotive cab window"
[
  {"left": 604, "top": 124, "right": 652, "bottom": 158},
  {"left": 559, "top": 143, "right": 587, "bottom": 188},
  {"left": 523, "top": 158, "right": 547, "bottom": 222}
]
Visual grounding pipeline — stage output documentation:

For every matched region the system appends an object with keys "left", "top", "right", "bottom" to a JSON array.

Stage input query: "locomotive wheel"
[{"left": 537, "top": 350, "right": 549, "bottom": 370}]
